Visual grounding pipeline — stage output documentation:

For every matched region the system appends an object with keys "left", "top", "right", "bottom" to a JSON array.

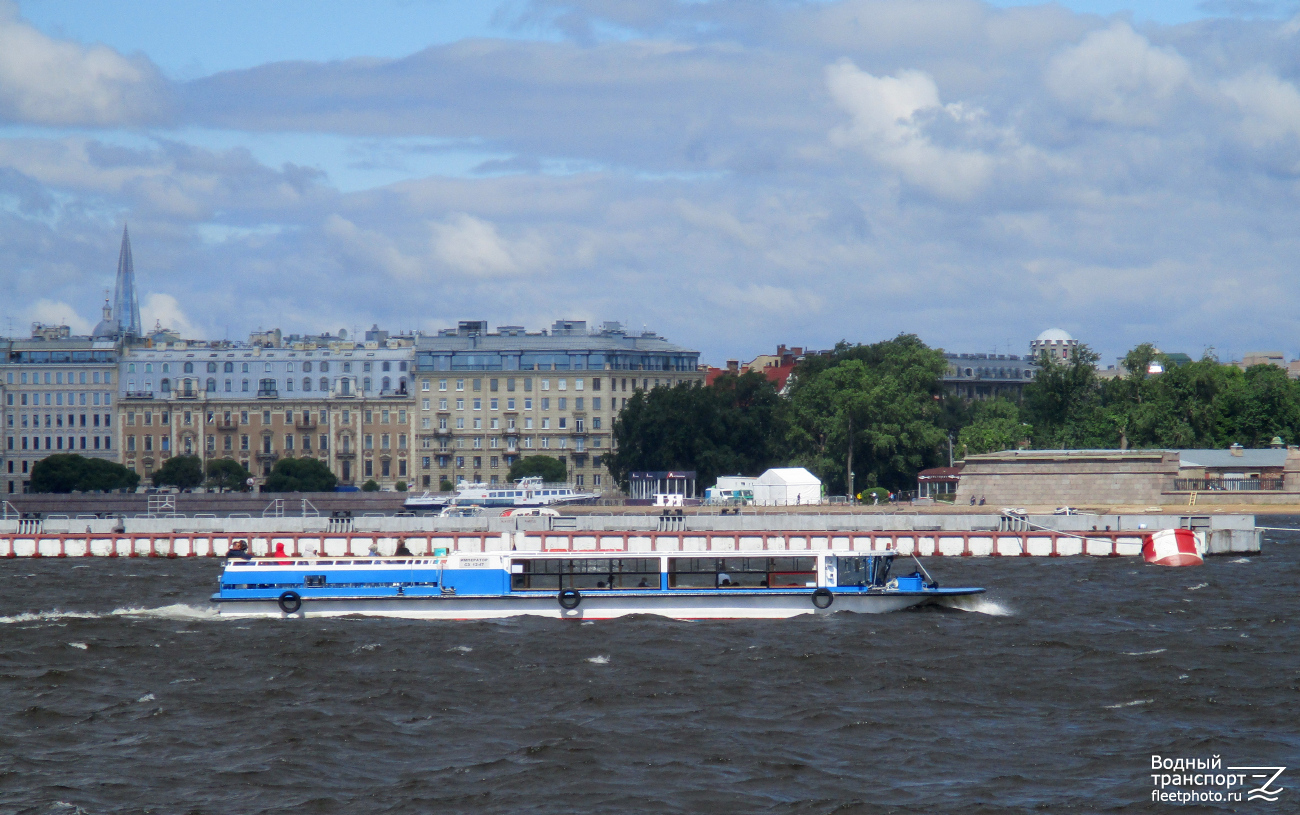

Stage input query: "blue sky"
[{"left": 3, "top": 0, "right": 1300, "bottom": 364}]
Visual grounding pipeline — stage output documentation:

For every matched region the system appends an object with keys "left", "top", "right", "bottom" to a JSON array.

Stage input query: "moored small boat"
[
  {"left": 211, "top": 550, "right": 984, "bottom": 620},
  {"left": 404, "top": 476, "right": 598, "bottom": 511}
]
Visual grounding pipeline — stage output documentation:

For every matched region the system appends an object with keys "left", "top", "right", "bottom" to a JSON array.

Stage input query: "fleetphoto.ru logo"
[{"left": 1151, "top": 755, "right": 1286, "bottom": 804}]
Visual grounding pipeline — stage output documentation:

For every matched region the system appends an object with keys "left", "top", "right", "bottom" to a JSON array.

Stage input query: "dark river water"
[{"left": 1, "top": 522, "right": 1297, "bottom": 814}]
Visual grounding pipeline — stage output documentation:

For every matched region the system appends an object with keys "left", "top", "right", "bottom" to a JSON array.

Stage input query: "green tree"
[
  {"left": 508, "top": 454, "right": 568, "bottom": 483},
  {"left": 266, "top": 458, "right": 339, "bottom": 492},
  {"left": 1023, "top": 344, "right": 1115, "bottom": 448},
  {"left": 957, "top": 399, "right": 1030, "bottom": 456},
  {"left": 395, "top": 480, "right": 408, "bottom": 492},
  {"left": 206, "top": 458, "right": 252, "bottom": 492},
  {"left": 607, "top": 372, "right": 787, "bottom": 491},
  {"left": 1217, "top": 364, "right": 1300, "bottom": 447},
  {"left": 152, "top": 455, "right": 204, "bottom": 490},
  {"left": 361, "top": 479, "right": 380, "bottom": 492},
  {"left": 785, "top": 334, "right": 947, "bottom": 493},
  {"left": 439, "top": 478, "right": 454, "bottom": 491},
  {"left": 30, "top": 454, "right": 140, "bottom": 493}
]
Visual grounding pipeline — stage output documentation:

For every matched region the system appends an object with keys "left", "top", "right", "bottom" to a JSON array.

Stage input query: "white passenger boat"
[
  {"left": 404, "top": 476, "right": 598, "bottom": 511},
  {"left": 211, "top": 550, "right": 984, "bottom": 620}
]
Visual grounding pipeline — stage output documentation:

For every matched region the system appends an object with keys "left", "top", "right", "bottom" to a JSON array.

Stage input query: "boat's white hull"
[{"left": 214, "top": 592, "right": 943, "bottom": 620}]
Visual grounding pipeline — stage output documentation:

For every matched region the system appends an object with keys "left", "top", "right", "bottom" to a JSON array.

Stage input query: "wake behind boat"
[
  {"left": 211, "top": 549, "right": 984, "bottom": 620},
  {"left": 404, "top": 476, "right": 599, "bottom": 511}
]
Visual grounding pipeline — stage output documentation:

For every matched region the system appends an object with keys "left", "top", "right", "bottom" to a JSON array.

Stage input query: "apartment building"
[
  {"left": 412, "top": 320, "right": 702, "bottom": 490},
  {"left": 117, "top": 338, "right": 415, "bottom": 489},
  {"left": 0, "top": 326, "right": 120, "bottom": 494}
]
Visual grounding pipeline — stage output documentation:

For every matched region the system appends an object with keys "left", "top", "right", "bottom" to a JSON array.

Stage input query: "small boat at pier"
[
  {"left": 403, "top": 476, "right": 599, "bottom": 511},
  {"left": 211, "top": 550, "right": 984, "bottom": 620}
]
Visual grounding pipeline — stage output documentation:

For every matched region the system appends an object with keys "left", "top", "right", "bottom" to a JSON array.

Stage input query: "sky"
[{"left": 3, "top": 0, "right": 1300, "bottom": 366}]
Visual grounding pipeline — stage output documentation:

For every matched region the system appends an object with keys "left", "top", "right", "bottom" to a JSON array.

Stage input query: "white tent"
[{"left": 752, "top": 467, "right": 822, "bottom": 506}]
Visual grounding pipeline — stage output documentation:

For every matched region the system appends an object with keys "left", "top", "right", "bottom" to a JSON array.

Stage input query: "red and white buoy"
[{"left": 1142, "top": 529, "right": 1204, "bottom": 567}]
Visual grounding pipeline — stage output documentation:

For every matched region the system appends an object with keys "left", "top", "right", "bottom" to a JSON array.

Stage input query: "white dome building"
[{"left": 1030, "top": 328, "right": 1078, "bottom": 361}]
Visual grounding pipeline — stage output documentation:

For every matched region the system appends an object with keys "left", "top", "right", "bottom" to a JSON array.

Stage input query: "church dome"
[
  {"left": 1034, "top": 328, "right": 1073, "bottom": 343},
  {"left": 91, "top": 299, "right": 117, "bottom": 339}
]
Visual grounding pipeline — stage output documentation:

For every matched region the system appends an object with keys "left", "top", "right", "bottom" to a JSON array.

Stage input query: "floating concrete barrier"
[{"left": 1, "top": 527, "right": 1251, "bottom": 558}]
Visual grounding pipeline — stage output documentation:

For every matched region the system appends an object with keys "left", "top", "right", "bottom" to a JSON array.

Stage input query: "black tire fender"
[
  {"left": 558, "top": 588, "right": 582, "bottom": 610},
  {"left": 811, "top": 588, "right": 834, "bottom": 609},
  {"left": 277, "top": 591, "right": 302, "bottom": 614}
]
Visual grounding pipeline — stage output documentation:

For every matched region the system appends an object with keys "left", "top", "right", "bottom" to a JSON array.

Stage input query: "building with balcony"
[
  {"left": 943, "top": 353, "right": 1037, "bottom": 401},
  {"left": 117, "top": 336, "right": 415, "bottom": 489},
  {"left": 412, "top": 320, "right": 703, "bottom": 491}
]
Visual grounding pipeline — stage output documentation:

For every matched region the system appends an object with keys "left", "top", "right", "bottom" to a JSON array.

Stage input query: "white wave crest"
[
  {"left": 586, "top": 655, "right": 610, "bottom": 665},
  {"left": 1123, "top": 649, "right": 1167, "bottom": 656},
  {"left": 0, "top": 604, "right": 221, "bottom": 625},
  {"left": 938, "top": 596, "right": 1013, "bottom": 616},
  {"left": 1104, "top": 699, "right": 1153, "bottom": 708}
]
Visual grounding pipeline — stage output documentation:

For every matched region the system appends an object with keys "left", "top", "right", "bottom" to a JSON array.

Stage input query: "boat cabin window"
[
  {"left": 510, "top": 558, "right": 660, "bottom": 590},
  {"left": 834, "top": 556, "right": 892, "bottom": 587},
  {"left": 668, "top": 557, "right": 816, "bottom": 588}
]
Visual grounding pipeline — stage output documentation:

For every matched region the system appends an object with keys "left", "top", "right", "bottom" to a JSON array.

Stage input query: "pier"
[{"left": 0, "top": 511, "right": 1261, "bottom": 557}]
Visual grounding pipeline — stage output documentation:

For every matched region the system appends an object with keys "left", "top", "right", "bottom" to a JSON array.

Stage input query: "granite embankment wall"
[
  {"left": 954, "top": 448, "right": 1300, "bottom": 506},
  {"left": 956, "top": 451, "right": 1179, "bottom": 506},
  {"left": 1, "top": 492, "right": 409, "bottom": 517}
]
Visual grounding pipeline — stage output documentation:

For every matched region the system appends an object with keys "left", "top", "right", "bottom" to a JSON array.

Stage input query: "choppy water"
[{"left": 1, "top": 523, "right": 1297, "bottom": 814}]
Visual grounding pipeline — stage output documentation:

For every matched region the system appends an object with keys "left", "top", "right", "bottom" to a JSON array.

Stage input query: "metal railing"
[{"left": 1173, "top": 478, "right": 1285, "bottom": 491}]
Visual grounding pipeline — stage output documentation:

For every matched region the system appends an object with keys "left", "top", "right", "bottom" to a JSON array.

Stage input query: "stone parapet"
[{"left": 955, "top": 450, "right": 1180, "bottom": 506}]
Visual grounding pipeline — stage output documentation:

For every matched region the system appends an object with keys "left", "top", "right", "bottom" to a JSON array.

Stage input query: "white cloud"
[
  {"left": 431, "top": 213, "right": 539, "bottom": 277},
  {"left": 826, "top": 60, "right": 993, "bottom": 199},
  {"left": 324, "top": 214, "right": 425, "bottom": 279},
  {"left": 1218, "top": 69, "right": 1300, "bottom": 147},
  {"left": 0, "top": 2, "right": 170, "bottom": 125},
  {"left": 25, "top": 299, "right": 91, "bottom": 335},
  {"left": 1044, "top": 22, "right": 1191, "bottom": 126},
  {"left": 140, "top": 293, "right": 201, "bottom": 339}
]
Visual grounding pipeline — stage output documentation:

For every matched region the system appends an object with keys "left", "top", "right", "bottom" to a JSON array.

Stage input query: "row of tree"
[
  {"left": 30, "top": 454, "right": 341, "bottom": 494},
  {"left": 610, "top": 336, "right": 1300, "bottom": 495},
  {"left": 1007, "top": 343, "right": 1300, "bottom": 451}
]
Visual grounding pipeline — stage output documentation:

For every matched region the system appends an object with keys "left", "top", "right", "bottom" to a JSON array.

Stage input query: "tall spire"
[{"left": 113, "top": 224, "right": 142, "bottom": 337}]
